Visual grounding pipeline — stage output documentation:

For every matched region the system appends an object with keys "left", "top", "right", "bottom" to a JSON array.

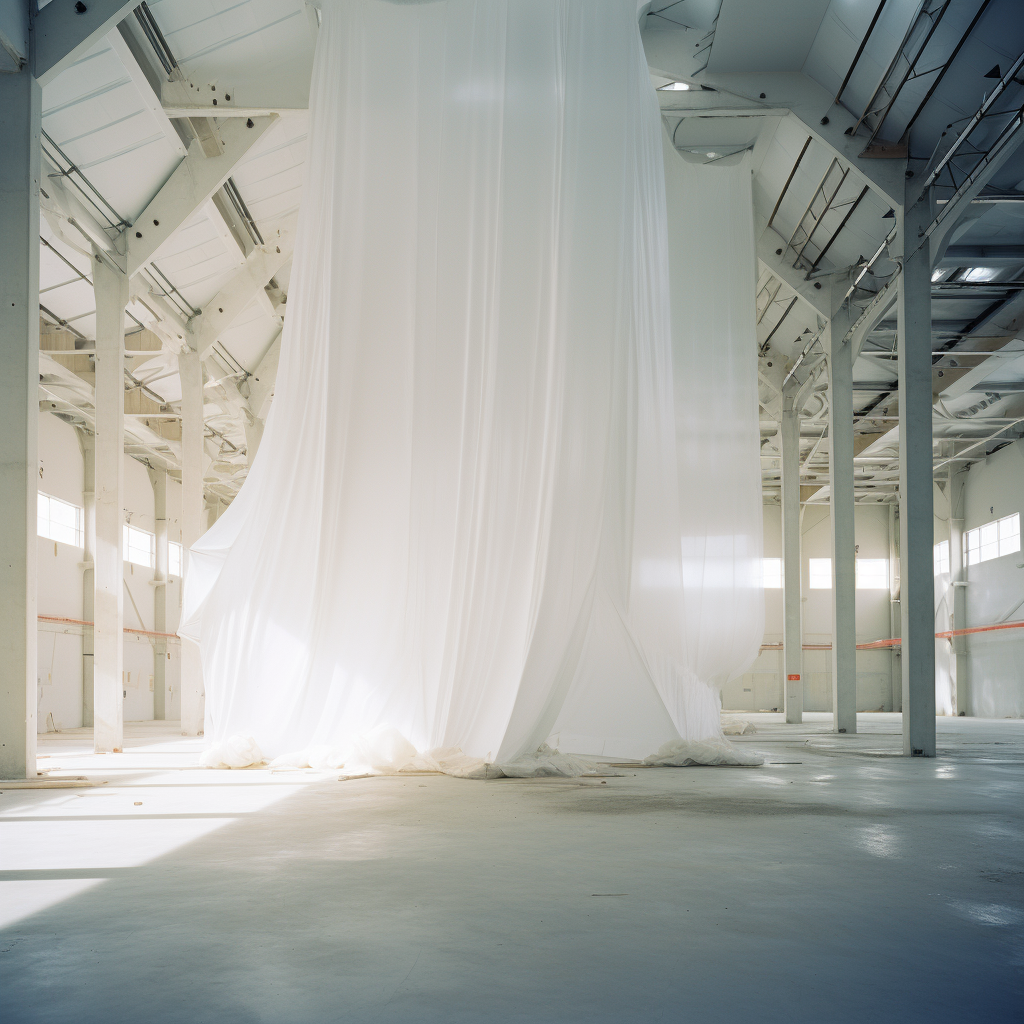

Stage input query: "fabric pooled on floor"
[
  {"left": 264, "top": 730, "right": 620, "bottom": 780},
  {"left": 200, "top": 735, "right": 264, "bottom": 768},
  {"left": 642, "top": 738, "right": 763, "bottom": 767},
  {"left": 722, "top": 719, "right": 758, "bottom": 736}
]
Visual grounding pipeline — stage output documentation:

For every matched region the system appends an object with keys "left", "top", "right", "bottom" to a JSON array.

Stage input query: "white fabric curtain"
[
  {"left": 548, "top": 145, "right": 765, "bottom": 759},
  {"left": 181, "top": 0, "right": 764, "bottom": 773}
]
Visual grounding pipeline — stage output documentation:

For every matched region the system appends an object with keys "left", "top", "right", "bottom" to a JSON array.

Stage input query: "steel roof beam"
[
  {"left": 939, "top": 245, "right": 1024, "bottom": 267},
  {"left": 33, "top": 0, "right": 137, "bottom": 87},
  {"left": 656, "top": 72, "right": 908, "bottom": 208},
  {"left": 192, "top": 222, "right": 294, "bottom": 360},
  {"left": 126, "top": 115, "right": 277, "bottom": 277},
  {"left": 757, "top": 226, "right": 829, "bottom": 318}
]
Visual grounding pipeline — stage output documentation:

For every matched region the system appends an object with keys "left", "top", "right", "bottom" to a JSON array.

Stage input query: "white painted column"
[
  {"left": 178, "top": 346, "right": 206, "bottom": 735},
  {"left": 897, "top": 186, "right": 937, "bottom": 757},
  {"left": 150, "top": 467, "right": 168, "bottom": 720},
  {"left": 77, "top": 429, "right": 96, "bottom": 727},
  {"left": 0, "top": 65, "right": 41, "bottom": 780},
  {"left": 888, "top": 503, "right": 902, "bottom": 712},
  {"left": 827, "top": 297, "right": 857, "bottom": 735},
  {"left": 92, "top": 254, "right": 128, "bottom": 753},
  {"left": 948, "top": 467, "right": 968, "bottom": 716},
  {"left": 780, "top": 391, "right": 803, "bottom": 723}
]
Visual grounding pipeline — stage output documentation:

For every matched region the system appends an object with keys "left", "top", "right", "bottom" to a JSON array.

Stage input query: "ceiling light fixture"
[{"left": 659, "top": 81, "right": 691, "bottom": 91}]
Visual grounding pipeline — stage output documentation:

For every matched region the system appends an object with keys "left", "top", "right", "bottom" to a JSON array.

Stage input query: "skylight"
[{"left": 962, "top": 266, "right": 999, "bottom": 283}]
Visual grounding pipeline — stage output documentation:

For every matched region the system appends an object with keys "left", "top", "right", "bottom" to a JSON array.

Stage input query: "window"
[
  {"left": 123, "top": 524, "right": 154, "bottom": 568},
  {"left": 761, "top": 558, "right": 782, "bottom": 589},
  {"left": 856, "top": 558, "right": 889, "bottom": 589},
  {"left": 962, "top": 266, "right": 999, "bottom": 283},
  {"left": 169, "top": 541, "right": 183, "bottom": 578},
  {"left": 963, "top": 512, "right": 1020, "bottom": 566},
  {"left": 934, "top": 540, "right": 949, "bottom": 576},
  {"left": 658, "top": 81, "right": 691, "bottom": 91},
  {"left": 809, "top": 558, "right": 831, "bottom": 589},
  {"left": 37, "top": 493, "right": 83, "bottom": 547}
]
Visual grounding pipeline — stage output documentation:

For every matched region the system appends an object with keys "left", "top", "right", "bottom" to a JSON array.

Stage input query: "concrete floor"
[{"left": 1, "top": 714, "right": 1021, "bottom": 1024}]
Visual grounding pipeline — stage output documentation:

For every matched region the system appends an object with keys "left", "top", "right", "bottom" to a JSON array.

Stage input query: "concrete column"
[
  {"left": 149, "top": 467, "right": 168, "bottom": 720},
  {"left": 77, "top": 429, "right": 96, "bottom": 727},
  {"left": 827, "top": 296, "right": 857, "bottom": 735},
  {"left": 897, "top": 186, "right": 937, "bottom": 757},
  {"left": 0, "top": 66, "right": 41, "bottom": 780},
  {"left": 178, "top": 346, "right": 205, "bottom": 735},
  {"left": 888, "top": 503, "right": 902, "bottom": 712},
  {"left": 92, "top": 255, "right": 128, "bottom": 753},
  {"left": 780, "top": 390, "right": 803, "bottom": 723},
  {"left": 948, "top": 467, "right": 968, "bottom": 716}
]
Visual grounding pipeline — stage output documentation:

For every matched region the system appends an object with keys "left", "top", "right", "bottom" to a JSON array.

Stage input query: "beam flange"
[
  {"left": 193, "top": 223, "right": 294, "bottom": 358},
  {"left": 757, "top": 226, "right": 830, "bottom": 319},
  {"left": 126, "top": 116, "right": 277, "bottom": 277}
]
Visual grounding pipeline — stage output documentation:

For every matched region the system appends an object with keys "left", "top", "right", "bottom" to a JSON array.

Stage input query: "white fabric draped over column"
[{"left": 180, "top": 0, "right": 765, "bottom": 775}]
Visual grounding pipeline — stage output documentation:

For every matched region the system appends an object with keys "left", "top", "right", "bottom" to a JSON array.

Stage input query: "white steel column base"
[
  {"left": 898, "top": 185, "right": 937, "bottom": 757},
  {"left": 92, "top": 255, "right": 128, "bottom": 754},
  {"left": 178, "top": 347, "right": 206, "bottom": 736},
  {"left": 0, "top": 67, "right": 41, "bottom": 780},
  {"left": 781, "top": 391, "right": 803, "bottom": 724},
  {"left": 827, "top": 291, "right": 857, "bottom": 735}
]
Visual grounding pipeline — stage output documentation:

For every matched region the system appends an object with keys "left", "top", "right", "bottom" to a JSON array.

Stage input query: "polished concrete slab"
[{"left": 1, "top": 714, "right": 1022, "bottom": 1023}]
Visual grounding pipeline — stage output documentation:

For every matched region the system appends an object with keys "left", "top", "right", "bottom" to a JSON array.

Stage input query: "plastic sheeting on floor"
[{"left": 181, "top": 0, "right": 764, "bottom": 776}]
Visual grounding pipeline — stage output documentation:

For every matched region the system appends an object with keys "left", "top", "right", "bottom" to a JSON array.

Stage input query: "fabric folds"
[{"left": 181, "top": 0, "right": 764, "bottom": 775}]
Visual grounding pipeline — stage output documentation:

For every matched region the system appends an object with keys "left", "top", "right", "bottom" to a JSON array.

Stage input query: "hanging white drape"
[
  {"left": 548, "top": 145, "right": 764, "bottom": 760},
  {"left": 180, "top": 0, "right": 764, "bottom": 773}
]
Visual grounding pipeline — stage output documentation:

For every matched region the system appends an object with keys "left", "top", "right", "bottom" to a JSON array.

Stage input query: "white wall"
[
  {"left": 36, "top": 411, "right": 185, "bottom": 732},
  {"left": 34, "top": 411, "right": 1024, "bottom": 729},
  {"left": 723, "top": 502, "right": 896, "bottom": 712},
  {"left": 733, "top": 444, "right": 1024, "bottom": 719},
  {"left": 961, "top": 438, "right": 1024, "bottom": 718},
  {"left": 36, "top": 413, "right": 88, "bottom": 732}
]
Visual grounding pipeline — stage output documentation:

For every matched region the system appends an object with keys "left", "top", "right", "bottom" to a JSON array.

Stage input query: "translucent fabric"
[{"left": 181, "top": 0, "right": 764, "bottom": 775}]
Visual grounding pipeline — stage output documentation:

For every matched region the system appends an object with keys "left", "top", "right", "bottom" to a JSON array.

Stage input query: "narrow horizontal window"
[
  {"left": 169, "top": 541, "right": 183, "bottom": 578},
  {"left": 964, "top": 513, "right": 1020, "bottom": 566},
  {"left": 856, "top": 558, "right": 888, "bottom": 590},
  {"left": 762, "top": 558, "right": 782, "bottom": 589},
  {"left": 123, "top": 524, "right": 155, "bottom": 569},
  {"left": 809, "top": 558, "right": 831, "bottom": 590},
  {"left": 38, "top": 492, "right": 83, "bottom": 548}
]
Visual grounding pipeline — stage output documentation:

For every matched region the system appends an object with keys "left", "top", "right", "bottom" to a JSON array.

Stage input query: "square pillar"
[
  {"left": 92, "top": 254, "right": 129, "bottom": 753},
  {"left": 178, "top": 346, "right": 205, "bottom": 736},
  {"left": 897, "top": 185, "right": 937, "bottom": 757},
  {"left": 149, "top": 467, "right": 168, "bottom": 720},
  {"left": 827, "top": 294, "right": 857, "bottom": 735},
  {"left": 0, "top": 66, "right": 41, "bottom": 780},
  {"left": 948, "top": 467, "right": 968, "bottom": 715},
  {"left": 780, "top": 390, "right": 803, "bottom": 723},
  {"left": 77, "top": 428, "right": 96, "bottom": 727}
]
